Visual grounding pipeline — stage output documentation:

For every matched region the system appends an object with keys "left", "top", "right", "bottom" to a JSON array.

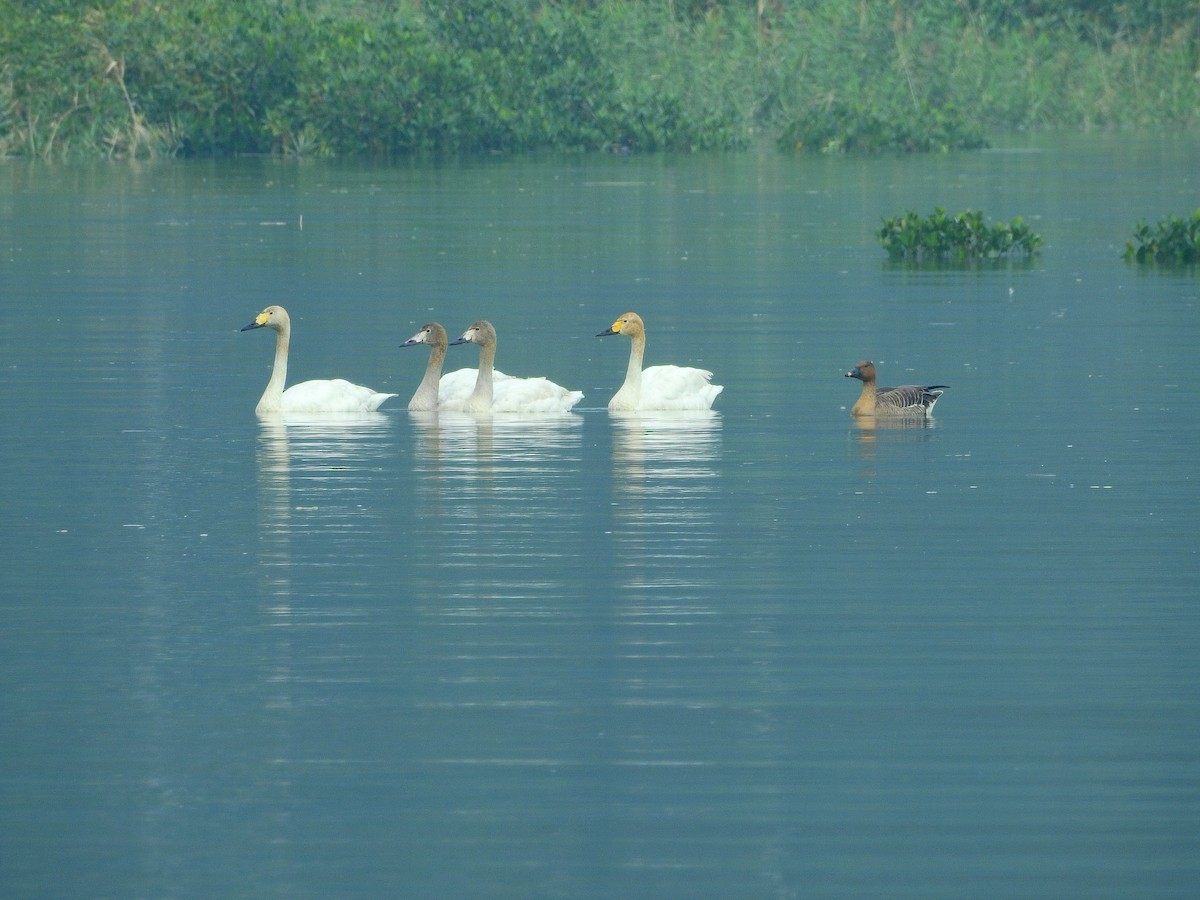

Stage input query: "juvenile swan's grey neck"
[
  {"left": 410, "top": 341, "right": 445, "bottom": 411},
  {"left": 465, "top": 336, "right": 495, "bottom": 412}
]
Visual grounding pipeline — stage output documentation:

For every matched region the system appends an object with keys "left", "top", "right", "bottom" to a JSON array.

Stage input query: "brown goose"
[{"left": 845, "top": 360, "right": 947, "bottom": 417}]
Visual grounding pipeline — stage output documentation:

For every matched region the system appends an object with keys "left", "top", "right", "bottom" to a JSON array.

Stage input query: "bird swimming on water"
[
  {"left": 241, "top": 305, "right": 396, "bottom": 415},
  {"left": 596, "top": 312, "right": 722, "bottom": 411},
  {"left": 845, "top": 359, "right": 946, "bottom": 417}
]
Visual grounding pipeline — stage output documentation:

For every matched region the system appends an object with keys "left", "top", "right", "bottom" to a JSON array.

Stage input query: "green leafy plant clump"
[
  {"left": 878, "top": 208, "right": 1043, "bottom": 261},
  {"left": 778, "top": 101, "right": 987, "bottom": 155},
  {"left": 1123, "top": 210, "right": 1200, "bottom": 264}
]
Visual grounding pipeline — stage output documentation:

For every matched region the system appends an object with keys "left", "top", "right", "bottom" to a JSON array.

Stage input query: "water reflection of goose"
[
  {"left": 849, "top": 412, "right": 939, "bottom": 467},
  {"left": 852, "top": 415, "right": 940, "bottom": 433},
  {"left": 241, "top": 305, "right": 396, "bottom": 415},
  {"left": 448, "top": 320, "right": 583, "bottom": 414}
]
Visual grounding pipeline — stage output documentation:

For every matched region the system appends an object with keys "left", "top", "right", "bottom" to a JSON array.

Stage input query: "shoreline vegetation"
[{"left": 2, "top": 0, "right": 1198, "bottom": 160}]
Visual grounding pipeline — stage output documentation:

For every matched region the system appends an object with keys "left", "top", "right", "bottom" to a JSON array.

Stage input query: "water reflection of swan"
[
  {"left": 254, "top": 413, "right": 394, "bottom": 562},
  {"left": 254, "top": 412, "right": 395, "bottom": 546},
  {"left": 260, "top": 411, "right": 394, "bottom": 474},
  {"left": 241, "top": 305, "right": 396, "bottom": 414},
  {"left": 610, "top": 410, "right": 723, "bottom": 473},
  {"left": 605, "top": 411, "right": 723, "bottom": 716},
  {"left": 410, "top": 410, "right": 583, "bottom": 481},
  {"left": 408, "top": 411, "right": 583, "bottom": 604},
  {"left": 250, "top": 411, "right": 398, "bottom": 844},
  {"left": 609, "top": 410, "right": 722, "bottom": 564},
  {"left": 255, "top": 417, "right": 294, "bottom": 589},
  {"left": 253, "top": 409, "right": 396, "bottom": 714}
]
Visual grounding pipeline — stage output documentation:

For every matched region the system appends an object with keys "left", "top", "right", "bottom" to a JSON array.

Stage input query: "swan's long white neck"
[
  {"left": 608, "top": 329, "right": 645, "bottom": 410},
  {"left": 257, "top": 325, "right": 290, "bottom": 415},
  {"left": 464, "top": 338, "right": 495, "bottom": 412},
  {"left": 624, "top": 330, "right": 646, "bottom": 388},
  {"left": 410, "top": 342, "right": 445, "bottom": 410}
]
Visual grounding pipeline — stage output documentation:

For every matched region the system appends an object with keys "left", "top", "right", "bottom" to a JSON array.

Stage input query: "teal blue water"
[{"left": 2, "top": 135, "right": 1198, "bottom": 897}]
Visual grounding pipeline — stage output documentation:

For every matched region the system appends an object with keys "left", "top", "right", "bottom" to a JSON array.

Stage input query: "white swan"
[
  {"left": 241, "top": 305, "right": 396, "bottom": 415},
  {"left": 401, "top": 321, "right": 516, "bottom": 411},
  {"left": 448, "top": 320, "right": 583, "bottom": 413},
  {"left": 596, "top": 312, "right": 723, "bottom": 411}
]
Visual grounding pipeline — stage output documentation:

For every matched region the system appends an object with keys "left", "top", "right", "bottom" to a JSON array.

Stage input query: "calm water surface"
[{"left": 2, "top": 135, "right": 1198, "bottom": 897}]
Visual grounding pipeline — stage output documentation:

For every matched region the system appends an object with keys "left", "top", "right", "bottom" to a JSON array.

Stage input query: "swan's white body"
[
  {"left": 449, "top": 320, "right": 583, "bottom": 414},
  {"left": 597, "top": 312, "right": 722, "bottom": 411},
  {"left": 241, "top": 305, "right": 396, "bottom": 415},
  {"left": 402, "top": 322, "right": 515, "bottom": 411},
  {"left": 436, "top": 367, "right": 518, "bottom": 411}
]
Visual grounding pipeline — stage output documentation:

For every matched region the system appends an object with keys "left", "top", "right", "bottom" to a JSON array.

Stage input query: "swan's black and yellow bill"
[
  {"left": 596, "top": 319, "right": 624, "bottom": 337},
  {"left": 242, "top": 310, "right": 270, "bottom": 331}
]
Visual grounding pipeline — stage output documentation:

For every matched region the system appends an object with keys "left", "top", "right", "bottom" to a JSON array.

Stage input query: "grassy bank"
[{"left": 2, "top": 0, "right": 1197, "bottom": 159}]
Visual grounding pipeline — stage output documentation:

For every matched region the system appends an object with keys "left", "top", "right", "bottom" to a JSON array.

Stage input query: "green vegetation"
[
  {"left": 1, "top": 0, "right": 1198, "bottom": 159},
  {"left": 1123, "top": 210, "right": 1200, "bottom": 264},
  {"left": 878, "top": 208, "right": 1043, "bottom": 260},
  {"left": 777, "top": 101, "right": 987, "bottom": 154}
]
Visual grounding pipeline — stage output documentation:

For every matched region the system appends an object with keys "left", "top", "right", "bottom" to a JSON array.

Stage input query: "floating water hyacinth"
[
  {"left": 877, "top": 208, "right": 1042, "bottom": 261},
  {"left": 1123, "top": 209, "right": 1200, "bottom": 264}
]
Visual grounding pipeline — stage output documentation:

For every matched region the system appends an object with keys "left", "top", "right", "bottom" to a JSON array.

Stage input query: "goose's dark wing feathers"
[{"left": 877, "top": 384, "right": 948, "bottom": 413}]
